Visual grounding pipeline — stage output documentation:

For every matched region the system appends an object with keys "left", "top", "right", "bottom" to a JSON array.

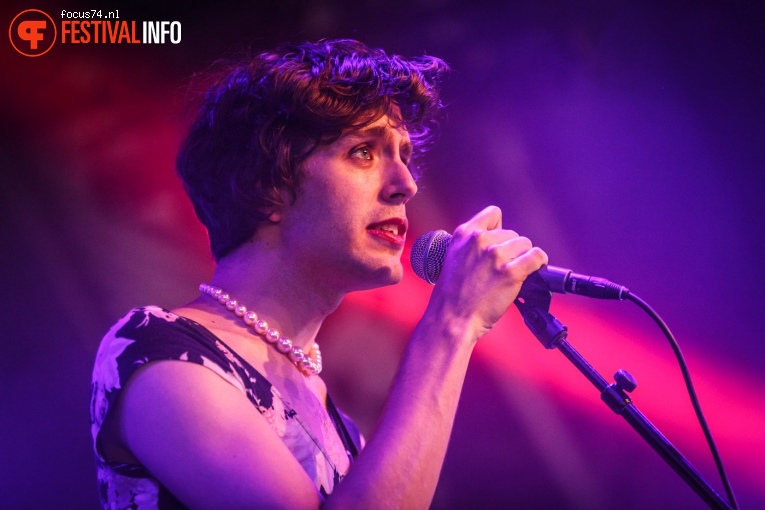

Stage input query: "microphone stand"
[{"left": 514, "top": 273, "right": 732, "bottom": 510}]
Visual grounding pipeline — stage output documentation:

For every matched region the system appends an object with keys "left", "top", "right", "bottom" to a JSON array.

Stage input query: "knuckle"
[
  {"left": 519, "top": 235, "right": 532, "bottom": 245},
  {"left": 514, "top": 236, "right": 532, "bottom": 249},
  {"left": 467, "top": 229, "right": 486, "bottom": 248},
  {"left": 486, "top": 244, "right": 504, "bottom": 266},
  {"left": 486, "top": 205, "right": 502, "bottom": 217},
  {"left": 453, "top": 225, "right": 469, "bottom": 240},
  {"left": 498, "top": 263, "right": 520, "bottom": 281},
  {"left": 532, "top": 246, "right": 548, "bottom": 264}
]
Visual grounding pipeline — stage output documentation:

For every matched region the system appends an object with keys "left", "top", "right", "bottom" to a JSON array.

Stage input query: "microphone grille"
[{"left": 410, "top": 230, "right": 452, "bottom": 284}]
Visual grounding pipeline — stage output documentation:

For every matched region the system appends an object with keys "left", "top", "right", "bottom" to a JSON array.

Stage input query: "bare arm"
[
  {"left": 324, "top": 205, "right": 548, "bottom": 509},
  {"left": 117, "top": 361, "right": 324, "bottom": 509}
]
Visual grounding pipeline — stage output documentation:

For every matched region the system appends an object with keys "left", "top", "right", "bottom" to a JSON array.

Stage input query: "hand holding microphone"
[
  {"left": 413, "top": 206, "right": 549, "bottom": 339},
  {"left": 411, "top": 229, "right": 629, "bottom": 300}
]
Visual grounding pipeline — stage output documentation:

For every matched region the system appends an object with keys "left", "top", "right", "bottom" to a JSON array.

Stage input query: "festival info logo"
[
  {"left": 9, "top": 9, "right": 57, "bottom": 57},
  {"left": 10, "top": 10, "right": 181, "bottom": 56}
]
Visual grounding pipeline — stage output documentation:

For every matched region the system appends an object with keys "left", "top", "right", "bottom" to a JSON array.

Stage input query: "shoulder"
[
  {"left": 94, "top": 306, "right": 236, "bottom": 379},
  {"left": 91, "top": 306, "right": 257, "bottom": 447},
  {"left": 95, "top": 307, "right": 194, "bottom": 360},
  {"left": 101, "top": 305, "right": 204, "bottom": 344}
]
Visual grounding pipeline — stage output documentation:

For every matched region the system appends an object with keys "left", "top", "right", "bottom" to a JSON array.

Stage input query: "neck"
[{"left": 203, "top": 238, "right": 345, "bottom": 352}]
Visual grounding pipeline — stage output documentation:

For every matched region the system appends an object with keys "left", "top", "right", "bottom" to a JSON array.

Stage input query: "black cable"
[{"left": 626, "top": 292, "right": 739, "bottom": 510}]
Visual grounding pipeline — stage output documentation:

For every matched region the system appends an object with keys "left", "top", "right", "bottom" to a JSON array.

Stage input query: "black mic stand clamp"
[
  {"left": 512, "top": 273, "right": 733, "bottom": 509},
  {"left": 514, "top": 271, "right": 567, "bottom": 349}
]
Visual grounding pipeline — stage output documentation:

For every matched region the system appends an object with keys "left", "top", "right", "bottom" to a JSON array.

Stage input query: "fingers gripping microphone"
[{"left": 410, "top": 230, "right": 630, "bottom": 300}]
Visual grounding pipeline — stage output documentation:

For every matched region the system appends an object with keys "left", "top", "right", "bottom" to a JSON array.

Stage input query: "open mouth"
[{"left": 366, "top": 218, "right": 407, "bottom": 245}]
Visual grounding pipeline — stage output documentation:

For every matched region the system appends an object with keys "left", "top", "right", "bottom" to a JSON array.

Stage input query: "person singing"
[{"left": 90, "top": 38, "right": 547, "bottom": 509}]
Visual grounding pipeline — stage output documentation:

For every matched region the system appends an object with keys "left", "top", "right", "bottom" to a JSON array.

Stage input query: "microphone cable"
[
  {"left": 411, "top": 229, "right": 739, "bottom": 507},
  {"left": 627, "top": 292, "right": 739, "bottom": 510}
]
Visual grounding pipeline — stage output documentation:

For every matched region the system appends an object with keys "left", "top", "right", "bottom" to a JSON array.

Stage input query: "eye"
[
  {"left": 400, "top": 143, "right": 413, "bottom": 168},
  {"left": 350, "top": 145, "right": 373, "bottom": 161}
]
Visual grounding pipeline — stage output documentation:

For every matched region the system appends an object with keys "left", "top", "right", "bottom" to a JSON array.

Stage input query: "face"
[{"left": 277, "top": 111, "right": 418, "bottom": 293}]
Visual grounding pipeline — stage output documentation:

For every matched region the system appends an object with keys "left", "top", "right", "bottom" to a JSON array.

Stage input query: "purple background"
[{"left": 2, "top": 1, "right": 763, "bottom": 508}]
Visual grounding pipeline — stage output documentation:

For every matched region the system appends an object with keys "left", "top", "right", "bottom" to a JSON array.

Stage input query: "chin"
[
  {"left": 354, "top": 262, "right": 404, "bottom": 291},
  {"left": 382, "top": 269, "right": 404, "bottom": 286}
]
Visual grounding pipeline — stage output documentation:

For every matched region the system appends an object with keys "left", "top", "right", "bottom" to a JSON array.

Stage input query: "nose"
[{"left": 382, "top": 159, "right": 418, "bottom": 204}]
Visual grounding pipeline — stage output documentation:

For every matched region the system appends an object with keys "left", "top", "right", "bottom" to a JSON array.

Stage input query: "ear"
[
  {"left": 267, "top": 209, "right": 282, "bottom": 223},
  {"left": 264, "top": 187, "right": 292, "bottom": 223}
]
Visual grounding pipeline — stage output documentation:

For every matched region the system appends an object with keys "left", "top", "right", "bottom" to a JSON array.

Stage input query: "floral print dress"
[{"left": 90, "top": 306, "right": 362, "bottom": 509}]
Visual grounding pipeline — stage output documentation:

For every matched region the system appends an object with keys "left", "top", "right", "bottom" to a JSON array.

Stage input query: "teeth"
[{"left": 369, "top": 221, "right": 404, "bottom": 236}]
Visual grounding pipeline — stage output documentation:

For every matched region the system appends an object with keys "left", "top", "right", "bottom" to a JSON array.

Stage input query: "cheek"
[
  {"left": 310, "top": 175, "right": 369, "bottom": 214},
  {"left": 288, "top": 187, "right": 356, "bottom": 237},
  {"left": 296, "top": 161, "right": 378, "bottom": 228}
]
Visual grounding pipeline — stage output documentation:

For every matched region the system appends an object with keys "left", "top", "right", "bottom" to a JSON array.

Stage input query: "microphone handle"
[
  {"left": 539, "top": 266, "right": 629, "bottom": 300},
  {"left": 410, "top": 230, "right": 629, "bottom": 300}
]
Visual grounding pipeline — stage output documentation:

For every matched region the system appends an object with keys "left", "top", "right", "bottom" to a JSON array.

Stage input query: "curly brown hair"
[{"left": 177, "top": 39, "right": 448, "bottom": 261}]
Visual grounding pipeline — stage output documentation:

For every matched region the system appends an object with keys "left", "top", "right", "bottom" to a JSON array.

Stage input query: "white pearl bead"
[
  {"left": 277, "top": 337, "right": 292, "bottom": 353},
  {"left": 225, "top": 299, "right": 237, "bottom": 310},
  {"left": 244, "top": 311, "right": 258, "bottom": 326},
  {"left": 265, "top": 329, "right": 280, "bottom": 343},
  {"left": 234, "top": 305, "right": 247, "bottom": 317},
  {"left": 254, "top": 320, "right": 269, "bottom": 335},
  {"left": 289, "top": 347, "right": 304, "bottom": 363}
]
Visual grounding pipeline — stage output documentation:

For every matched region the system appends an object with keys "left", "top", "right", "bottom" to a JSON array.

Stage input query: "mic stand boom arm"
[{"left": 513, "top": 272, "right": 732, "bottom": 510}]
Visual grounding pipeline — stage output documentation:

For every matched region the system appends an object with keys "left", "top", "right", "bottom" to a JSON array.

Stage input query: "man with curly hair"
[{"left": 90, "top": 39, "right": 547, "bottom": 509}]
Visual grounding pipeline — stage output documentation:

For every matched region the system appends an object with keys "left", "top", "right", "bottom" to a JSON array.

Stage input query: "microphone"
[{"left": 410, "top": 230, "right": 629, "bottom": 300}]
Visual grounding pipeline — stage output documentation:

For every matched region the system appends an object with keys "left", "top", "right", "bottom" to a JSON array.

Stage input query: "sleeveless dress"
[{"left": 90, "top": 306, "right": 363, "bottom": 509}]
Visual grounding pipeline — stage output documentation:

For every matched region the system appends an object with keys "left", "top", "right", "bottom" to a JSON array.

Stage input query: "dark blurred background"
[{"left": 2, "top": 1, "right": 763, "bottom": 508}]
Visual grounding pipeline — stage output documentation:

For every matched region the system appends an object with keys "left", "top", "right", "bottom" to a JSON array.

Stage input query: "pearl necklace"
[{"left": 199, "top": 283, "right": 322, "bottom": 376}]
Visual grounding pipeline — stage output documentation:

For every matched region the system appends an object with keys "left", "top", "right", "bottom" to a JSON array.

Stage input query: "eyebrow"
[{"left": 345, "top": 125, "right": 413, "bottom": 155}]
